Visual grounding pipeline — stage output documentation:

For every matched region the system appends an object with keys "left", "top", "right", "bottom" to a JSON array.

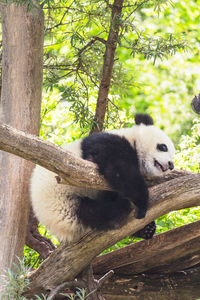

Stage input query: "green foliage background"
[
  {"left": 22, "top": 0, "right": 200, "bottom": 263},
  {"left": 39, "top": 0, "right": 199, "bottom": 144}
]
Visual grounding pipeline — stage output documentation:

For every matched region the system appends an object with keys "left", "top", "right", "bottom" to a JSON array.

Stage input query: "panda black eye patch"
[{"left": 157, "top": 143, "right": 168, "bottom": 152}]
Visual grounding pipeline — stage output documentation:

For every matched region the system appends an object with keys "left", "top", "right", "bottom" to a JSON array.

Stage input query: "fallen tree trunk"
[
  {"left": 101, "top": 267, "right": 200, "bottom": 300},
  {"left": 93, "top": 220, "right": 200, "bottom": 275},
  {"left": 1, "top": 122, "right": 200, "bottom": 297},
  {"left": 24, "top": 173, "right": 200, "bottom": 297}
]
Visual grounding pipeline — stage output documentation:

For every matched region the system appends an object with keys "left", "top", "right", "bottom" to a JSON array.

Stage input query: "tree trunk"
[
  {"left": 0, "top": 118, "right": 200, "bottom": 298},
  {"left": 0, "top": 3, "right": 44, "bottom": 296},
  {"left": 23, "top": 171, "right": 200, "bottom": 297},
  {"left": 92, "top": 0, "right": 124, "bottom": 133}
]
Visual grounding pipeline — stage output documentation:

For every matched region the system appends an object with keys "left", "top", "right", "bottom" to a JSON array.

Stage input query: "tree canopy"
[{"left": 1, "top": 0, "right": 200, "bottom": 299}]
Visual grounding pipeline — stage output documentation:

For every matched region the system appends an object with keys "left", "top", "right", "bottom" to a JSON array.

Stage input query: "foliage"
[
  {"left": 3, "top": 0, "right": 200, "bottom": 143},
  {"left": 1, "top": 257, "right": 30, "bottom": 300},
  {"left": 23, "top": 245, "right": 41, "bottom": 269},
  {"left": 125, "top": 0, "right": 200, "bottom": 141},
  {"left": 38, "top": 0, "right": 188, "bottom": 139},
  {"left": 62, "top": 287, "right": 94, "bottom": 300},
  {"left": 38, "top": 0, "right": 200, "bottom": 144},
  {"left": 156, "top": 118, "right": 200, "bottom": 234},
  {"left": 1, "top": 258, "right": 89, "bottom": 299},
  {"left": 175, "top": 118, "right": 200, "bottom": 173},
  {"left": 104, "top": 117, "right": 200, "bottom": 252},
  {"left": 17, "top": 0, "right": 200, "bottom": 264}
]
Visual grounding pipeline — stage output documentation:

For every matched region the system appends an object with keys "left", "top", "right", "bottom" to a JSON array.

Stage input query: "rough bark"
[
  {"left": 0, "top": 122, "right": 190, "bottom": 190},
  {"left": 92, "top": 0, "right": 124, "bottom": 133},
  {"left": 0, "top": 3, "right": 44, "bottom": 296},
  {"left": 101, "top": 268, "right": 200, "bottom": 300},
  {"left": 0, "top": 118, "right": 199, "bottom": 296},
  {"left": 0, "top": 122, "right": 109, "bottom": 190},
  {"left": 93, "top": 220, "right": 200, "bottom": 275},
  {"left": 22, "top": 172, "right": 200, "bottom": 297},
  {"left": 26, "top": 207, "right": 56, "bottom": 259}
]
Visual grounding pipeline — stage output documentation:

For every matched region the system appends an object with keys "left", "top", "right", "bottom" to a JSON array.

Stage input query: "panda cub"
[{"left": 30, "top": 114, "right": 175, "bottom": 242}]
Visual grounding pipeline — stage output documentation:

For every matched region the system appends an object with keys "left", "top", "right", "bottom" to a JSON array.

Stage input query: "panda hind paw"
[{"left": 133, "top": 221, "right": 156, "bottom": 240}]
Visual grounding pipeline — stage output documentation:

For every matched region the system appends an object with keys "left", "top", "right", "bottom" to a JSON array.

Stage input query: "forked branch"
[{"left": 1, "top": 121, "right": 200, "bottom": 298}]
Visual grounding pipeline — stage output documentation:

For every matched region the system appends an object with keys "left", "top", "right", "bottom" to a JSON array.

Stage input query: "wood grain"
[
  {"left": 24, "top": 173, "right": 200, "bottom": 297},
  {"left": 0, "top": 3, "right": 44, "bottom": 296}
]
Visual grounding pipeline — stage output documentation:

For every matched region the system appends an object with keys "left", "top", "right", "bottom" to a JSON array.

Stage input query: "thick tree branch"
[
  {"left": 1, "top": 121, "right": 200, "bottom": 297},
  {"left": 24, "top": 173, "right": 200, "bottom": 297},
  {"left": 0, "top": 122, "right": 109, "bottom": 190},
  {"left": 0, "top": 122, "right": 190, "bottom": 190},
  {"left": 93, "top": 220, "right": 200, "bottom": 275}
]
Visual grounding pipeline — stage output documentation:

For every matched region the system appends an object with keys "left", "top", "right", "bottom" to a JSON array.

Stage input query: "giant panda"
[{"left": 30, "top": 114, "right": 175, "bottom": 242}]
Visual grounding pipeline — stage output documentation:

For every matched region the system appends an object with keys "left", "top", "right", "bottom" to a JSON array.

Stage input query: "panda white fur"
[{"left": 30, "top": 114, "right": 175, "bottom": 242}]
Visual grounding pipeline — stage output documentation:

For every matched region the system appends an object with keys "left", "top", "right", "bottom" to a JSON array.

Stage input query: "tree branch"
[
  {"left": 1, "top": 121, "right": 200, "bottom": 297},
  {"left": 101, "top": 267, "right": 200, "bottom": 300},
  {"left": 0, "top": 122, "right": 189, "bottom": 190},
  {"left": 26, "top": 208, "right": 56, "bottom": 259},
  {"left": 92, "top": 0, "right": 124, "bottom": 133},
  {"left": 0, "top": 122, "right": 109, "bottom": 190},
  {"left": 25, "top": 173, "right": 200, "bottom": 297},
  {"left": 93, "top": 220, "right": 200, "bottom": 275}
]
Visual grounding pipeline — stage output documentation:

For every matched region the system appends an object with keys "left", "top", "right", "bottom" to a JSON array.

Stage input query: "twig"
[
  {"left": 97, "top": 270, "right": 114, "bottom": 289},
  {"left": 78, "top": 36, "right": 106, "bottom": 57},
  {"left": 47, "top": 279, "right": 85, "bottom": 300}
]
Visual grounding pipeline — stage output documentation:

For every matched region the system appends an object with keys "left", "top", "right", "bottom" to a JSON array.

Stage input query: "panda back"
[{"left": 30, "top": 166, "right": 86, "bottom": 241}]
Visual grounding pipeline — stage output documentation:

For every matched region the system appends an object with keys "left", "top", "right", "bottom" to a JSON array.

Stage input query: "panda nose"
[{"left": 168, "top": 161, "right": 174, "bottom": 170}]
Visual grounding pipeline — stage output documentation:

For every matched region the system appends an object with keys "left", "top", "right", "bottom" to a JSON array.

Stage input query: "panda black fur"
[
  {"left": 78, "top": 132, "right": 148, "bottom": 231},
  {"left": 30, "top": 114, "right": 175, "bottom": 242}
]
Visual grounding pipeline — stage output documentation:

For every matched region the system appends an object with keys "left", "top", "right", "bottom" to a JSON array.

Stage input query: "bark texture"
[
  {"left": 0, "top": 3, "right": 44, "bottom": 296},
  {"left": 93, "top": 220, "right": 200, "bottom": 275},
  {"left": 24, "top": 173, "right": 200, "bottom": 297},
  {"left": 101, "top": 268, "right": 200, "bottom": 300},
  {"left": 0, "top": 122, "right": 109, "bottom": 190},
  {"left": 0, "top": 121, "right": 200, "bottom": 297},
  {"left": 26, "top": 207, "right": 56, "bottom": 259},
  {"left": 0, "top": 122, "right": 190, "bottom": 190}
]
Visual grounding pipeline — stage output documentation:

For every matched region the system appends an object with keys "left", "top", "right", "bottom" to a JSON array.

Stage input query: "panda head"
[{"left": 133, "top": 114, "right": 175, "bottom": 177}]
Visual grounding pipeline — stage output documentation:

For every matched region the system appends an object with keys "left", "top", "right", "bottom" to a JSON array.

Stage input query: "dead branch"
[
  {"left": 93, "top": 220, "right": 200, "bottom": 275},
  {"left": 26, "top": 208, "right": 56, "bottom": 259},
  {"left": 0, "top": 122, "right": 109, "bottom": 190},
  {"left": 47, "top": 280, "right": 85, "bottom": 300},
  {"left": 24, "top": 173, "right": 200, "bottom": 297},
  {"left": 0, "top": 122, "right": 190, "bottom": 190},
  {"left": 101, "top": 268, "right": 200, "bottom": 300},
  {"left": 191, "top": 94, "right": 200, "bottom": 114},
  {"left": 1, "top": 121, "right": 200, "bottom": 297}
]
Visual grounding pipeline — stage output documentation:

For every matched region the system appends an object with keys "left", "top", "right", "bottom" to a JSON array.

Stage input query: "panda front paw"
[
  {"left": 133, "top": 221, "right": 156, "bottom": 240},
  {"left": 134, "top": 207, "right": 147, "bottom": 219}
]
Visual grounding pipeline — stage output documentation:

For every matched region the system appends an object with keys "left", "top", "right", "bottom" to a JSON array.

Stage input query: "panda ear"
[{"left": 135, "top": 114, "right": 154, "bottom": 126}]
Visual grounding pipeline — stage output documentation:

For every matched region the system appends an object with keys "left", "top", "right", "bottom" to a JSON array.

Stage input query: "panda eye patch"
[{"left": 157, "top": 144, "right": 168, "bottom": 152}]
